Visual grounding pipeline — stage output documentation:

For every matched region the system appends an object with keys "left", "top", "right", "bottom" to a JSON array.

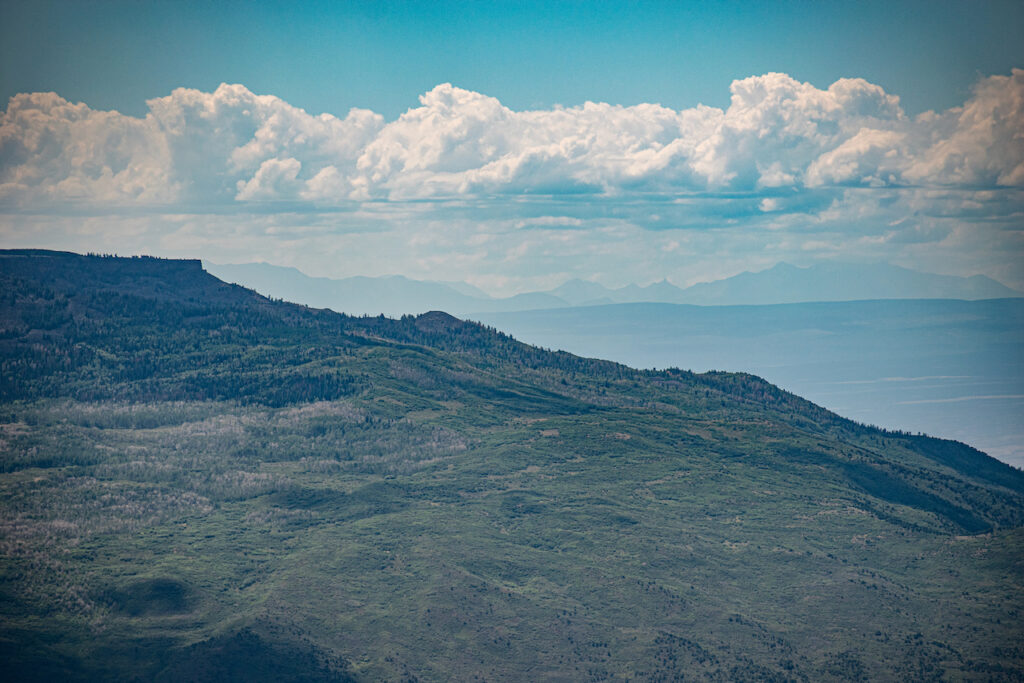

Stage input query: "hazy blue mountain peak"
[
  {"left": 430, "top": 280, "right": 494, "bottom": 299},
  {"left": 547, "top": 278, "right": 615, "bottom": 305}
]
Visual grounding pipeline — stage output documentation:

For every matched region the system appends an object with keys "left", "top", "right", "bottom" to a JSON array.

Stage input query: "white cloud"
[
  {"left": 0, "top": 92, "right": 174, "bottom": 203},
  {"left": 235, "top": 157, "right": 302, "bottom": 200},
  {"left": 805, "top": 129, "right": 906, "bottom": 187},
  {"left": 904, "top": 69, "right": 1024, "bottom": 186},
  {"left": 3, "top": 71, "right": 1022, "bottom": 208},
  {"left": 689, "top": 74, "right": 905, "bottom": 189},
  {"left": 0, "top": 83, "right": 384, "bottom": 206},
  {"left": 2, "top": 72, "right": 1023, "bottom": 293}
]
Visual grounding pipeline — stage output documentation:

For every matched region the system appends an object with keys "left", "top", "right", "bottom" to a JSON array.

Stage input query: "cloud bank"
[
  {"left": 3, "top": 70, "right": 1022, "bottom": 207},
  {"left": 1, "top": 71, "right": 1022, "bottom": 294}
]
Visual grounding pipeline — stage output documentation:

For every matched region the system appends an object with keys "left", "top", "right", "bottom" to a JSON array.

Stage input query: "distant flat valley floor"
[{"left": 473, "top": 298, "right": 1024, "bottom": 468}]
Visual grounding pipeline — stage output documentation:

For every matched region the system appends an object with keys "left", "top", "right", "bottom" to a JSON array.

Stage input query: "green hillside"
[{"left": 1, "top": 249, "right": 1023, "bottom": 681}]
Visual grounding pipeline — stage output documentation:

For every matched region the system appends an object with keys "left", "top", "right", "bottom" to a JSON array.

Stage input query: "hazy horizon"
[{"left": 204, "top": 256, "right": 1024, "bottom": 300}]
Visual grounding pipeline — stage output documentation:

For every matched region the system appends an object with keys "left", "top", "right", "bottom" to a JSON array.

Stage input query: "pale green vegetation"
[{"left": 1, "top": 250, "right": 1022, "bottom": 681}]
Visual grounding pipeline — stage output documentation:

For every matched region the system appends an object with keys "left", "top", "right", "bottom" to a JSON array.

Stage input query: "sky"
[{"left": 1, "top": 0, "right": 1023, "bottom": 294}]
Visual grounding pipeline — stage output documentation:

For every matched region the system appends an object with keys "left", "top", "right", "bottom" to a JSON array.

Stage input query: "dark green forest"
[{"left": 1, "top": 249, "right": 1023, "bottom": 681}]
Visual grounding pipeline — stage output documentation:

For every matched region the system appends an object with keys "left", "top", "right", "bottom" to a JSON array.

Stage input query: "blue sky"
[
  {"left": 1, "top": 0, "right": 1023, "bottom": 293},
  {"left": 4, "top": 0, "right": 1022, "bottom": 118}
]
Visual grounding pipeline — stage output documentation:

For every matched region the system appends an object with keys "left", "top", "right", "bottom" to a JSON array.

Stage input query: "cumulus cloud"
[
  {"left": 905, "top": 70, "right": 1024, "bottom": 186},
  {"left": 0, "top": 92, "right": 173, "bottom": 203},
  {"left": 0, "top": 83, "right": 383, "bottom": 206},
  {"left": 805, "top": 129, "right": 906, "bottom": 187},
  {"left": 1, "top": 70, "right": 1022, "bottom": 208}
]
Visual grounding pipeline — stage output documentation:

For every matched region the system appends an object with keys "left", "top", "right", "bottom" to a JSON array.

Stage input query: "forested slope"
[{"left": 1, "top": 249, "right": 1023, "bottom": 681}]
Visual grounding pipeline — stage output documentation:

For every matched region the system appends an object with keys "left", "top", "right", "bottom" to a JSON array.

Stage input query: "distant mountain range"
[
  {"left": 205, "top": 260, "right": 1022, "bottom": 316},
  {"left": 203, "top": 262, "right": 568, "bottom": 317},
  {"left": 658, "top": 262, "right": 1022, "bottom": 306}
]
